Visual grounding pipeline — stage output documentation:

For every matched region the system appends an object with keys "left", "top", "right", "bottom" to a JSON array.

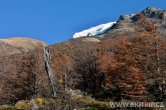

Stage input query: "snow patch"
[{"left": 73, "top": 22, "right": 116, "bottom": 38}]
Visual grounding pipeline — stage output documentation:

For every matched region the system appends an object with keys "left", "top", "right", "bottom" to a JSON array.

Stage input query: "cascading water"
[{"left": 44, "top": 47, "right": 57, "bottom": 97}]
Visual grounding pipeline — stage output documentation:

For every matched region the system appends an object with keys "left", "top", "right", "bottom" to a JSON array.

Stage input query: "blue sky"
[{"left": 0, "top": 0, "right": 165, "bottom": 44}]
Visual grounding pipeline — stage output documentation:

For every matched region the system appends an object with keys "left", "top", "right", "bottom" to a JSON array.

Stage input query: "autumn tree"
[{"left": 71, "top": 42, "right": 105, "bottom": 97}]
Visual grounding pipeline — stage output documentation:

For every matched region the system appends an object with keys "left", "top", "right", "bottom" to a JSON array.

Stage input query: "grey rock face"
[{"left": 142, "top": 7, "right": 164, "bottom": 19}]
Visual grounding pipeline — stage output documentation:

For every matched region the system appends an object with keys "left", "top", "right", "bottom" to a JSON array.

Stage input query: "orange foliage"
[
  {"left": 97, "top": 18, "right": 166, "bottom": 100},
  {"left": 52, "top": 53, "right": 71, "bottom": 81}
]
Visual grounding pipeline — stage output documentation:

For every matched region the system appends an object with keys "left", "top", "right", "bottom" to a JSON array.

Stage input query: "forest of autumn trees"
[
  {"left": 97, "top": 13, "right": 166, "bottom": 101},
  {"left": 49, "top": 13, "right": 165, "bottom": 103}
]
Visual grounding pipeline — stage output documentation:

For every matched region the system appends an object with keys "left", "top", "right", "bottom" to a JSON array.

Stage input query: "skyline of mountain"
[{"left": 0, "top": 1, "right": 165, "bottom": 44}]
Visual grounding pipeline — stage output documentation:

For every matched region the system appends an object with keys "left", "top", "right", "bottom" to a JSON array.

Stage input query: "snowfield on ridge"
[{"left": 73, "top": 21, "right": 116, "bottom": 38}]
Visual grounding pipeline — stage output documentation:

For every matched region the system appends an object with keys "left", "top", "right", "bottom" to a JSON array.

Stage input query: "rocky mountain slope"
[
  {"left": 0, "top": 37, "right": 47, "bottom": 57},
  {"left": 0, "top": 7, "right": 166, "bottom": 109}
]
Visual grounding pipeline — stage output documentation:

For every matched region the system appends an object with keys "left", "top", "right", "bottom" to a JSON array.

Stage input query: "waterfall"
[{"left": 44, "top": 47, "right": 57, "bottom": 97}]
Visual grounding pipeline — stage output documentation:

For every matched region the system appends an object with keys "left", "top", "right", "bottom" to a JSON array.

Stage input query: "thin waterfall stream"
[{"left": 44, "top": 47, "right": 57, "bottom": 97}]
